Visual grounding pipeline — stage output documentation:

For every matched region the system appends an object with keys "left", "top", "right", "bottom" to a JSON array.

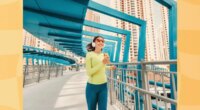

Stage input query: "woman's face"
[{"left": 94, "top": 37, "right": 105, "bottom": 49}]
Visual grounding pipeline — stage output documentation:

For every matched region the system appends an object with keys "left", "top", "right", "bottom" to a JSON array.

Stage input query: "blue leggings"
[{"left": 86, "top": 82, "right": 108, "bottom": 110}]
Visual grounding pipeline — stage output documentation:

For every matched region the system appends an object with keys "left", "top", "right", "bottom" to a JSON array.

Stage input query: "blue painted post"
[
  {"left": 42, "top": 57, "right": 45, "bottom": 65},
  {"left": 48, "top": 58, "right": 51, "bottom": 65},
  {"left": 123, "top": 33, "right": 131, "bottom": 62},
  {"left": 26, "top": 57, "right": 29, "bottom": 65},
  {"left": 45, "top": 58, "right": 47, "bottom": 65},
  {"left": 110, "top": 46, "right": 115, "bottom": 62},
  {"left": 43, "top": 58, "right": 46, "bottom": 65},
  {"left": 120, "top": 33, "right": 131, "bottom": 104},
  {"left": 136, "top": 23, "right": 147, "bottom": 110},
  {"left": 155, "top": 1, "right": 177, "bottom": 109},
  {"left": 41, "top": 56, "right": 44, "bottom": 65},
  {"left": 169, "top": 3, "right": 177, "bottom": 110},
  {"left": 36, "top": 56, "right": 39, "bottom": 65},
  {"left": 32, "top": 56, "right": 34, "bottom": 65},
  {"left": 40, "top": 58, "right": 42, "bottom": 65},
  {"left": 115, "top": 39, "right": 121, "bottom": 62}
]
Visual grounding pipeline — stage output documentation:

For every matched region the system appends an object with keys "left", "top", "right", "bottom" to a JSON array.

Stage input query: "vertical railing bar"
[
  {"left": 122, "top": 68, "right": 125, "bottom": 109},
  {"left": 161, "top": 70, "right": 167, "bottom": 110},
  {"left": 23, "top": 65, "right": 27, "bottom": 87},
  {"left": 153, "top": 65, "right": 159, "bottom": 110},
  {"left": 145, "top": 63, "right": 152, "bottom": 110},
  {"left": 172, "top": 74, "right": 177, "bottom": 100}
]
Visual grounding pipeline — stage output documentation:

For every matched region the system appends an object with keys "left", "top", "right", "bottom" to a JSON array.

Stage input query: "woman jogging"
[{"left": 85, "top": 36, "right": 116, "bottom": 110}]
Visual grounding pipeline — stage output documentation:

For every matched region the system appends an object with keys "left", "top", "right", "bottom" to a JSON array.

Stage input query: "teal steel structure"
[
  {"left": 23, "top": 0, "right": 177, "bottom": 109},
  {"left": 23, "top": 46, "right": 76, "bottom": 65},
  {"left": 155, "top": 0, "right": 177, "bottom": 110}
]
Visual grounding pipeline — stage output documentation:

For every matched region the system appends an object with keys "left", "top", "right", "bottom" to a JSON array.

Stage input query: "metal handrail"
[
  {"left": 106, "top": 60, "right": 177, "bottom": 110},
  {"left": 23, "top": 65, "right": 66, "bottom": 87},
  {"left": 108, "top": 77, "right": 177, "bottom": 105},
  {"left": 108, "top": 60, "right": 176, "bottom": 65}
]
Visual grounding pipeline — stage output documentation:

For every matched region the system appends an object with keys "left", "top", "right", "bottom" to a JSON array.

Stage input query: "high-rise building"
[
  {"left": 143, "top": 0, "right": 158, "bottom": 61},
  {"left": 160, "top": 6, "right": 169, "bottom": 60},
  {"left": 110, "top": 0, "right": 170, "bottom": 86},
  {"left": 23, "top": 30, "right": 67, "bottom": 55},
  {"left": 85, "top": 10, "right": 100, "bottom": 33},
  {"left": 143, "top": 0, "right": 170, "bottom": 61},
  {"left": 155, "top": 25, "right": 165, "bottom": 60},
  {"left": 111, "top": 0, "right": 144, "bottom": 62},
  {"left": 23, "top": 30, "right": 36, "bottom": 47},
  {"left": 111, "top": 0, "right": 170, "bottom": 61},
  {"left": 23, "top": 30, "right": 85, "bottom": 65},
  {"left": 153, "top": 5, "right": 169, "bottom": 61}
]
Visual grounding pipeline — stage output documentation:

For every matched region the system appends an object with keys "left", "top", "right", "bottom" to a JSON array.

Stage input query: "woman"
[{"left": 85, "top": 36, "right": 116, "bottom": 110}]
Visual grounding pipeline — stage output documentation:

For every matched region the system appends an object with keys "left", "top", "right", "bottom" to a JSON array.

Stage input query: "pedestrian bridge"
[
  {"left": 23, "top": 61, "right": 177, "bottom": 110},
  {"left": 23, "top": 0, "right": 177, "bottom": 110}
]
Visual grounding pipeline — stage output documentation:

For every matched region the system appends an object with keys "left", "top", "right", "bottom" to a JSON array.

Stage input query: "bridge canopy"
[{"left": 24, "top": 0, "right": 90, "bottom": 57}]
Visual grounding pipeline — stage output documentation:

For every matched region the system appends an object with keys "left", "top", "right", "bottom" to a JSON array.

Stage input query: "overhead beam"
[
  {"left": 67, "top": 48, "right": 82, "bottom": 50},
  {"left": 37, "top": 21, "right": 121, "bottom": 41},
  {"left": 88, "top": 1, "right": 145, "bottom": 26},
  {"left": 59, "top": 43, "right": 82, "bottom": 46},
  {"left": 84, "top": 20, "right": 130, "bottom": 35},
  {"left": 71, "top": 0, "right": 89, "bottom": 5},
  {"left": 24, "top": 7, "right": 83, "bottom": 24},
  {"left": 39, "top": 23, "right": 82, "bottom": 33},
  {"left": 82, "top": 31, "right": 119, "bottom": 41},
  {"left": 155, "top": 0, "right": 175, "bottom": 8},
  {"left": 63, "top": 46, "right": 82, "bottom": 49},
  {"left": 54, "top": 39, "right": 82, "bottom": 43},
  {"left": 49, "top": 33, "right": 81, "bottom": 39}
]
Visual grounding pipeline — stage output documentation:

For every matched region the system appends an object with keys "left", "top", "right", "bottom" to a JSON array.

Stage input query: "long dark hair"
[{"left": 86, "top": 36, "right": 104, "bottom": 52}]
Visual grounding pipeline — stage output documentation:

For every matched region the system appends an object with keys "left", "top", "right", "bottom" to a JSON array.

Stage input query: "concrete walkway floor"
[{"left": 23, "top": 70, "right": 115, "bottom": 110}]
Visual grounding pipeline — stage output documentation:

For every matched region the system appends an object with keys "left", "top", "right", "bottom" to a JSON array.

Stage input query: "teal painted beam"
[
  {"left": 24, "top": 7, "right": 84, "bottom": 24},
  {"left": 152, "top": 103, "right": 165, "bottom": 110},
  {"left": 54, "top": 39, "right": 82, "bottom": 42},
  {"left": 59, "top": 43, "right": 82, "bottom": 46},
  {"left": 39, "top": 23, "right": 82, "bottom": 33},
  {"left": 88, "top": 1, "right": 145, "bottom": 26},
  {"left": 82, "top": 31, "right": 119, "bottom": 41},
  {"left": 37, "top": 23, "right": 121, "bottom": 59},
  {"left": 84, "top": 20, "right": 130, "bottom": 35},
  {"left": 48, "top": 33, "right": 81, "bottom": 39}
]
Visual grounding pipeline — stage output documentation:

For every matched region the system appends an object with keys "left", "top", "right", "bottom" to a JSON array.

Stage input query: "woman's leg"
[
  {"left": 98, "top": 83, "right": 108, "bottom": 110},
  {"left": 86, "top": 83, "right": 98, "bottom": 110}
]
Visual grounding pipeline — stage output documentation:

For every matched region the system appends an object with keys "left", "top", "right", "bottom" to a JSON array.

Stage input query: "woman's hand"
[
  {"left": 110, "top": 65, "right": 117, "bottom": 70},
  {"left": 102, "top": 58, "right": 108, "bottom": 64},
  {"left": 102, "top": 53, "right": 110, "bottom": 64}
]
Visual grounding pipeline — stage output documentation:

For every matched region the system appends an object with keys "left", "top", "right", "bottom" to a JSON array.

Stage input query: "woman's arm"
[
  {"left": 85, "top": 53, "right": 104, "bottom": 76},
  {"left": 106, "top": 66, "right": 111, "bottom": 70},
  {"left": 106, "top": 65, "right": 117, "bottom": 70}
]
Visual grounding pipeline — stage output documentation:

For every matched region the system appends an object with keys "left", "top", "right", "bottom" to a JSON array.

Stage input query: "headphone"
[
  {"left": 91, "top": 41, "right": 105, "bottom": 48},
  {"left": 92, "top": 42, "right": 95, "bottom": 47}
]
